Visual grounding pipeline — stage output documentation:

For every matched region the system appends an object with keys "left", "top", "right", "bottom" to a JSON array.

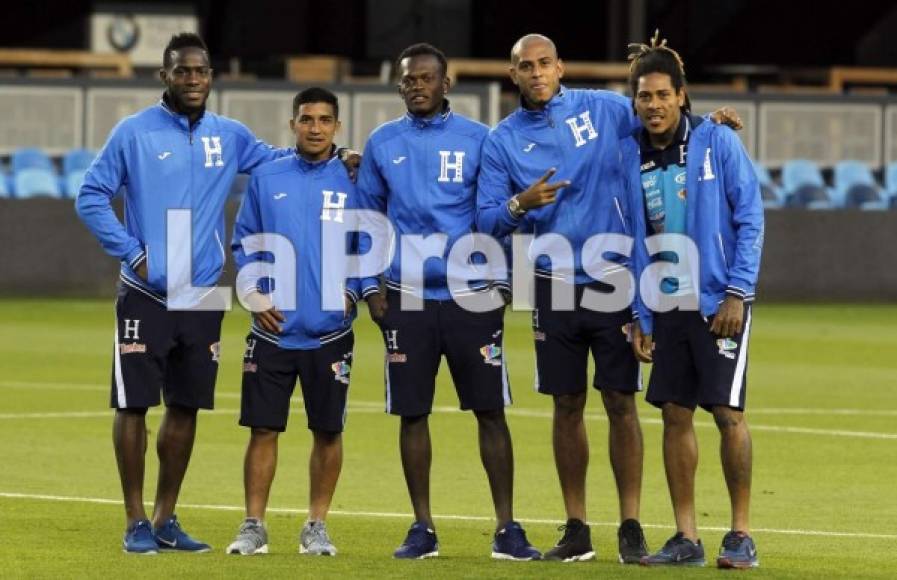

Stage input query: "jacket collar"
[
  {"left": 294, "top": 145, "right": 338, "bottom": 172},
  {"left": 638, "top": 112, "right": 692, "bottom": 152},
  {"left": 518, "top": 85, "right": 568, "bottom": 118},
  {"left": 404, "top": 99, "right": 452, "bottom": 129},
  {"left": 159, "top": 92, "right": 207, "bottom": 130}
]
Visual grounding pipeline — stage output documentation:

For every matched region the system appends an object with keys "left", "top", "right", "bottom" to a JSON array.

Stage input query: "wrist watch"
[{"left": 508, "top": 195, "right": 526, "bottom": 218}]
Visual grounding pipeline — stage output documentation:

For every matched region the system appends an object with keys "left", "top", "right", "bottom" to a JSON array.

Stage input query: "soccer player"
[
  {"left": 75, "top": 33, "right": 329, "bottom": 554},
  {"left": 624, "top": 33, "right": 763, "bottom": 568},
  {"left": 225, "top": 88, "right": 359, "bottom": 557},
  {"left": 356, "top": 43, "right": 540, "bottom": 561}
]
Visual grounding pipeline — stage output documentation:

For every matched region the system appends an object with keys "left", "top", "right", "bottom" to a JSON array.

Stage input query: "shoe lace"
[
  {"left": 555, "top": 522, "right": 580, "bottom": 544},
  {"left": 722, "top": 532, "right": 745, "bottom": 550},
  {"left": 621, "top": 523, "right": 645, "bottom": 547}
]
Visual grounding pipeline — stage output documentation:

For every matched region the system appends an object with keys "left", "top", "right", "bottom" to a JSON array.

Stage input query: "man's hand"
[
  {"left": 710, "top": 295, "right": 744, "bottom": 338},
  {"left": 710, "top": 106, "right": 743, "bottom": 131},
  {"left": 517, "top": 168, "right": 570, "bottom": 211},
  {"left": 631, "top": 323, "right": 654, "bottom": 363},
  {"left": 338, "top": 148, "right": 361, "bottom": 182},
  {"left": 135, "top": 260, "right": 148, "bottom": 281},
  {"left": 366, "top": 292, "right": 388, "bottom": 322},
  {"left": 245, "top": 291, "right": 285, "bottom": 334},
  {"left": 344, "top": 294, "right": 353, "bottom": 318}
]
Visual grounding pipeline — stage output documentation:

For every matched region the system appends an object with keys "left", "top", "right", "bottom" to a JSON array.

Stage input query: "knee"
[
  {"left": 661, "top": 403, "right": 694, "bottom": 428},
  {"left": 712, "top": 407, "right": 744, "bottom": 432},
  {"left": 602, "top": 390, "right": 636, "bottom": 420},
  {"left": 400, "top": 414, "right": 428, "bottom": 430},
  {"left": 554, "top": 393, "right": 586, "bottom": 418},
  {"left": 250, "top": 427, "right": 279, "bottom": 443},
  {"left": 116, "top": 407, "right": 148, "bottom": 418},
  {"left": 474, "top": 408, "right": 506, "bottom": 426},
  {"left": 167, "top": 404, "right": 198, "bottom": 421},
  {"left": 312, "top": 429, "right": 341, "bottom": 445}
]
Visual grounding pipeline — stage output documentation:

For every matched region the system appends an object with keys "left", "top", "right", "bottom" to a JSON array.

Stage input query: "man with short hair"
[
  {"left": 225, "top": 88, "right": 359, "bottom": 557},
  {"left": 625, "top": 33, "right": 763, "bottom": 569},
  {"left": 357, "top": 42, "right": 539, "bottom": 561},
  {"left": 76, "top": 33, "right": 310, "bottom": 554}
]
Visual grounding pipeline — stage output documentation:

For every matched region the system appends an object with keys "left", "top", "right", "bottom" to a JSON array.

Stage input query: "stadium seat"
[
  {"left": 14, "top": 168, "right": 62, "bottom": 198},
  {"left": 62, "top": 148, "right": 96, "bottom": 198},
  {"left": 751, "top": 160, "right": 782, "bottom": 209},
  {"left": 12, "top": 147, "right": 54, "bottom": 173},
  {"left": 782, "top": 159, "right": 832, "bottom": 209},
  {"left": 834, "top": 160, "right": 886, "bottom": 210},
  {"left": 885, "top": 162, "right": 897, "bottom": 209},
  {"left": 0, "top": 171, "right": 9, "bottom": 197}
]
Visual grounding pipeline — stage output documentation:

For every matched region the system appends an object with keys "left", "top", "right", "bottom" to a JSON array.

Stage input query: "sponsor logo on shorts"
[
  {"left": 119, "top": 342, "right": 146, "bottom": 354},
  {"left": 209, "top": 341, "right": 220, "bottom": 363},
  {"left": 533, "top": 330, "right": 546, "bottom": 342},
  {"left": 331, "top": 359, "right": 351, "bottom": 385},
  {"left": 479, "top": 343, "right": 502, "bottom": 366},
  {"left": 243, "top": 362, "right": 258, "bottom": 373},
  {"left": 387, "top": 352, "right": 407, "bottom": 363},
  {"left": 717, "top": 337, "right": 738, "bottom": 359}
]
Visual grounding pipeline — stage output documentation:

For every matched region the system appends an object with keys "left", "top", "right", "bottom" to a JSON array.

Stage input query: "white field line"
[
  {"left": 0, "top": 491, "right": 895, "bottom": 541},
  {"left": 2, "top": 381, "right": 897, "bottom": 440}
]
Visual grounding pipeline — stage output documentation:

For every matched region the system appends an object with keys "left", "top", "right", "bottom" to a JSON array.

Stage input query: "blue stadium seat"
[
  {"left": 751, "top": 160, "right": 782, "bottom": 209},
  {"left": 0, "top": 171, "right": 9, "bottom": 197},
  {"left": 782, "top": 160, "right": 832, "bottom": 209},
  {"left": 62, "top": 148, "right": 96, "bottom": 198},
  {"left": 14, "top": 168, "right": 62, "bottom": 198},
  {"left": 834, "top": 160, "right": 886, "bottom": 210},
  {"left": 12, "top": 147, "right": 54, "bottom": 173},
  {"left": 885, "top": 162, "right": 897, "bottom": 209}
]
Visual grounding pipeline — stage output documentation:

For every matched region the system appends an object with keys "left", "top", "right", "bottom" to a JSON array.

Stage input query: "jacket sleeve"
[
  {"left": 74, "top": 120, "right": 145, "bottom": 269},
  {"left": 355, "top": 139, "right": 388, "bottom": 298},
  {"left": 231, "top": 174, "right": 267, "bottom": 297},
  {"left": 619, "top": 138, "right": 654, "bottom": 334},
  {"left": 594, "top": 90, "right": 642, "bottom": 138},
  {"left": 344, "top": 182, "right": 363, "bottom": 304},
  {"left": 236, "top": 122, "right": 292, "bottom": 173},
  {"left": 718, "top": 128, "right": 764, "bottom": 301},
  {"left": 476, "top": 133, "right": 522, "bottom": 237}
]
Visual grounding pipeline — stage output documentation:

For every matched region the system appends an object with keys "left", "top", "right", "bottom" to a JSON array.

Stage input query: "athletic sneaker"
[
  {"left": 717, "top": 530, "right": 759, "bottom": 569},
  {"left": 226, "top": 518, "right": 268, "bottom": 555},
  {"left": 491, "top": 521, "right": 542, "bottom": 560},
  {"left": 640, "top": 532, "right": 705, "bottom": 566},
  {"left": 153, "top": 515, "right": 211, "bottom": 553},
  {"left": 123, "top": 519, "right": 158, "bottom": 554},
  {"left": 393, "top": 521, "right": 439, "bottom": 559},
  {"left": 617, "top": 518, "right": 649, "bottom": 564},
  {"left": 300, "top": 520, "right": 337, "bottom": 556},
  {"left": 543, "top": 518, "right": 595, "bottom": 562}
]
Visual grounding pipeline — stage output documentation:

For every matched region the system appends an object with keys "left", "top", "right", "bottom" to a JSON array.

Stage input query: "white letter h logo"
[
  {"left": 123, "top": 319, "right": 140, "bottom": 340},
  {"left": 321, "top": 190, "right": 347, "bottom": 223},
  {"left": 565, "top": 111, "right": 598, "bottom": 147},
  {"left": 201, "top": 136, "right": 224, "bottom": 167},
  {"left": 438, "top": 151, "right": 465, "bottom": 183}
]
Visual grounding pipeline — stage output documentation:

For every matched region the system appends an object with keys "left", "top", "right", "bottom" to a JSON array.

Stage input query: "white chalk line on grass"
[
  {"left": 3, "top": 401, "right": 897, "bottom": 441},
  {"left": 0, "top": 491, "right": 895, "bottom": 541}
]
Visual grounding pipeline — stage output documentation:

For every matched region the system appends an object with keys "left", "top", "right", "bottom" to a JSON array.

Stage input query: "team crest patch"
[
  {"left": 480, "top": 343, "right": 502, "bottom": 366},
  {"left": 331, "top": 360, "right": 351, "bottom": 385},
  {"left": 209, "top": 342, "right": 221, "bottom": 362},
  {"left": 119, "top": 343, "right": 146, "bottom": 354},
  {"left": 717, "top": 338, "right": 738, "bottom": 359}
]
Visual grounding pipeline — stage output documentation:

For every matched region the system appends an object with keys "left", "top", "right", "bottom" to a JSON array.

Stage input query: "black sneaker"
[
  {"left": 717, "top": 530, "right": 759, "bottom": 569},
  {"left": 640, "top": 532, "right": 705, "bottom": 566},
  {"left": 617, "top": 519, "right": 649, "bottom": 564},
  {"left": 543, "top": 518, "right": 595, "bottom": 562}
]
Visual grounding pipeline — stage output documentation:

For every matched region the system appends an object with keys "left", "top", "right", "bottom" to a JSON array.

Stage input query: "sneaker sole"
[
  {"left": 122, "top": 549, "right": 158, "bottom": 555},
  {"left": 640, "top": 559, "right": 706, "bottom": 567},
  {"left": 619, "top": 553, "right": 647, "bottom": 564},
  {"left": 394, "top": 551, "right": 439, "bottom": 559},
  {"left": 544, "top": 550, "right": 595, "bottom": 562},
  {"left": 158, "top": 547, "right": 212, "bottom": 553},
  {"left": 226, "top": 544, "right": 268, "bottom": 555},
  {"left": 300, "top": 546, "right": 336, "bottom": 556},
  {"left": 491, "top": 551, "right": 540, "bottom": 561},
  {"left": 717, "top": 557, "right": 759, "bottom": 569}
]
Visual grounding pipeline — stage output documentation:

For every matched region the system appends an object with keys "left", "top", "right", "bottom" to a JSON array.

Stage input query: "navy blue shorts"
[
  {"left": 646, "top": 305, "right": 753, "bottom": 412},
  {"left": 110, "top": 284, "right": 224, "bottom": 410},
  {"left": 532, "top": 277, "right": 641, "bottom": 396},
  {"left": 239, "top": 331, "right": 354, "bottom": 433},
  {"left": 377, "top": 289, "right": 510, "bottom": 417}
]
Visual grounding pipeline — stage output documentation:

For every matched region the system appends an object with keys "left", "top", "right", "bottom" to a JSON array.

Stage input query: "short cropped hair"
[
  {"left": 163, "top": 32, "right": 209, "bottom": 68},
  {"left": 292, "top": 87, "right": 339, "bottom": 119}
]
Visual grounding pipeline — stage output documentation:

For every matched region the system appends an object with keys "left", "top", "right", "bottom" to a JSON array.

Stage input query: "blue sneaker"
[
  {"left": 492, "top": 521, "right": 541, "bottom": 560},
  {"left": 393, "top": 522, "right": 439, "bottom": 559},
  {"left": 123, "top": 519, "right": 158, "bottom": 554},
  {"left": 153, "top": 515, "right": 211, "bottom": 553},
  {"left": 640, "top": 532, "right": 705, "bottom": 566},
  {"left": 717, "top": 531, "right": 759, "bottom": 569}
]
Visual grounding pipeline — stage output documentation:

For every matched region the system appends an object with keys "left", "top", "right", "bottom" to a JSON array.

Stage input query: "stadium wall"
[{"left": 2, "top": 199, "right": 895, "bottom": 302}]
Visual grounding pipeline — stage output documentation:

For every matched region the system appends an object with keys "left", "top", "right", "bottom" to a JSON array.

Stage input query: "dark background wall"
[
  {"left": 3, "top": 200, "right": 895, "bottom": 301},
  {"left": 5, "top": 1, "right": 897, "bottom": 78}
]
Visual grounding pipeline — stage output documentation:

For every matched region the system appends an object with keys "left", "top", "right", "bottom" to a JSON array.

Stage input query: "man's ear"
[{"left": 557, "top": 58, "right": 565, "bottom": 80}]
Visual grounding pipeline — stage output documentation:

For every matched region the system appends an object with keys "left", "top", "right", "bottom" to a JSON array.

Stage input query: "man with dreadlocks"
[{"left": 624, "top": 32, "right": 763, "bottom": 568}]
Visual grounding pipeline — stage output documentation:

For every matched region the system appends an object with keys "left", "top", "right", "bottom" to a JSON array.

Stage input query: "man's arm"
[
  {"left": 74, "top": 121, "right": 146, "bottom": 275},
  {"left": 354, "top": 141, "right": 389, "bottom": 319},
  {"left": 235, "top": 123, "right": 293, "bottom": 174},
  {"left": 710, "top": 128, "right": 764, "bottom": 338}
]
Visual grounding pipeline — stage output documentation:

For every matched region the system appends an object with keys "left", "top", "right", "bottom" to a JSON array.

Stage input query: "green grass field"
[{"left": 1, "top": 300, "right": 895, "bottom": 578}]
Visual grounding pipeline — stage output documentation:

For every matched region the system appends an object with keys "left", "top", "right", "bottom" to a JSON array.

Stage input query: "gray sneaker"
[
  {"left": 300, "top": 520, "right": 337, "bottom": 556},
  {"left": 226, "top": 518, "right": 268, "bottom": 555}
]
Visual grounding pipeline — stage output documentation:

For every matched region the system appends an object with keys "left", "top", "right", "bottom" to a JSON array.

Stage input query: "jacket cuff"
[
  {"left": 361, "top": 283, "right": 381, "bottom": 299},
  {"left": 124, "top": 248, "right": 146, "bottom": 270},
  {"left": 345, "top": 287, "right": 360, "bottom": 305},
  {"left": 725, "top": 282, "right": 755, "bottom": 302}
]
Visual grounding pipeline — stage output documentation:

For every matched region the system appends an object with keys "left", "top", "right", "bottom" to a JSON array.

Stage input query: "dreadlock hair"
[
  {"left": 627, "top": 30, "right": 691, "bottom": 113},
  {"left": 163, "top": 32, "right": 208, "bottom": 69}
]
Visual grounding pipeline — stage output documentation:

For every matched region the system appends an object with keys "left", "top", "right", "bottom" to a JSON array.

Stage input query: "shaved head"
[{"left": 511, "top": 34, "right": 558, "bottom": 65}]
